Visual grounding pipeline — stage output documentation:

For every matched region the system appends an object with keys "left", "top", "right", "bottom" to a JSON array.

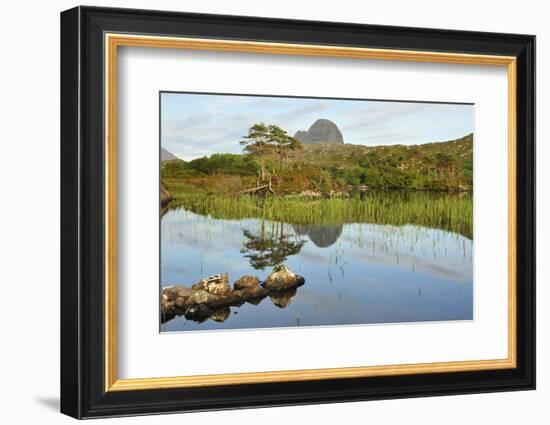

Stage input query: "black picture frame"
[{"left": 61, "top": 5, "right": 535, "bottom": 419}]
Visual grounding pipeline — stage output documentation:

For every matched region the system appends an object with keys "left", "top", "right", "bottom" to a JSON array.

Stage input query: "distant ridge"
[
  {"left": 161, "top": 148, "right": 178, "bottom": 162},
  {"left": 295, "top": 119, "right": 344, "bottom": 144}
]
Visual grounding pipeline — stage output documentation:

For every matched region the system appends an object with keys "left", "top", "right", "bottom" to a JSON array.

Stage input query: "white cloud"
[{"left": 161, "top": 94, "right": 473, "bottom": 159}]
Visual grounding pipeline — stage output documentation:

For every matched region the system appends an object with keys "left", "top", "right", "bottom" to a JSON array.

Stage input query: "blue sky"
[{"left": 161, "top": 92, "right": 474, "bottom": 160}]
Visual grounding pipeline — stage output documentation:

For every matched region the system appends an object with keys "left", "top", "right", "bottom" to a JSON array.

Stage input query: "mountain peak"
[
  {"left": 161, "top": 148, "right": 178, "bottom": 162},
  {"left": 295, "top": 119, "right": 343, "bottom": 144}
]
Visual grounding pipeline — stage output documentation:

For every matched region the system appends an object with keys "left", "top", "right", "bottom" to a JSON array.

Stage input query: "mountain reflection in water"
[
  {"left": 160, "top": 207, "right": 473, "bottom": 332},
  {"left": 293, "top": 224, "right": 344, "bottom": 248},
  {"left": 239, "top": 220, "right": 345, "bottom": 271}
]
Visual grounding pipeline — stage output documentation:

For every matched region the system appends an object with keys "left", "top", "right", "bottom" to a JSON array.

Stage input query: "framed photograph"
[{"left": 60, "top": 6, "right": 535, "bottom": 419}]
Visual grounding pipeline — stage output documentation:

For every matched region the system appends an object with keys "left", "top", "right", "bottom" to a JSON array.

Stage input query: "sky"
[{"left": 161, "top": 92, "right": 474, "bottom": 161}]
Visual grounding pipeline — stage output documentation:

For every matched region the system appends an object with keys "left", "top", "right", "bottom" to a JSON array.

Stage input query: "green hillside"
[{"left": 162, "top": 133, "right": 473, "bottom": 196}]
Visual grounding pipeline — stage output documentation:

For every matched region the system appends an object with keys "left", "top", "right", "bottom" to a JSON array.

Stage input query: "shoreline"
[{"left": 161, "top": 189, "right": 473, "bottom": 239}]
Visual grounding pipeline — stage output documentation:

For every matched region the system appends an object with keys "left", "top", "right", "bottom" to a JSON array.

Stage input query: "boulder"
[
  {"left": 232, "top": 286, "right": 269, "bottom": 303},
  {"left": 233, "top": 275, "right": 260, "bottom": 290},
  {"left": 161, "top": 286, "right": 194, "bottom": 314},
  {"left": 192, "top": 273, "right": 231, "bottom": 296},
  {"left": 164, "top": 285, "right": 194, "bottom": 300},
  {"left": 161, "top": 299, "right": 176, "bottom": 315},
  {"left": 161, "top": 268, "right": 305, "bottom": 324},
  {"left": 263, "top": 264, "right": 305, "bottom": 291},
  {"left": 184, "top": 289, "right": 221, "bottom": 307},
  {"left": 163, "top": 285, "right": 195, "bottom": 307},
  {"left": 208, "top": 293, "right": 244, "bottom": 309}
]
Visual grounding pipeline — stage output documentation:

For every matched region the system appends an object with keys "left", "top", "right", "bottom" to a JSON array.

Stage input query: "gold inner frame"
[{"left": 104, "top": 33, "right": 517, "bottom": 392}]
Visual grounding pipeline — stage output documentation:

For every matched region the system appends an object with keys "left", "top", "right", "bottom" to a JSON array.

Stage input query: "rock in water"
[
  {"left": 192, "top": 273, "right": 231, "bottom": 296},
  {"left": 164, "top": 285, "right": 194, "bottom": 300},
  {"left": 263, "top": 264, "right": 305, "bottom": 291},
  {"left": 232, "top": 286, "right": 269, "bottom": 303},
  {"left": 184, "top": 290, "right": 220, "bottom": 307},
  {"left": 294, "top": 119, "right": 343, "bottom": 144},
  {"left": 233, "top": 275, "right": 260, "bottom": 290},
  {"left": 162, "top": 285, "right": 195, "bottom": 313}
]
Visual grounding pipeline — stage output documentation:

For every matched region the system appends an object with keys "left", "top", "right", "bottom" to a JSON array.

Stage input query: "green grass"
[
  {"left": 161, "top": 134, "right": 474, "bottom": 238},
  {"left": 167, "top": 189, "right": 473, "bottom": 239},
  {"left": 161, "top": 133, "right": 473, "bottom": 192}
]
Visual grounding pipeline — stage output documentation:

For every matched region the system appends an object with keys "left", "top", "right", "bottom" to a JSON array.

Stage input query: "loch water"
[{"left": 160, "top": 197, "right": 473, "bottom": 332}]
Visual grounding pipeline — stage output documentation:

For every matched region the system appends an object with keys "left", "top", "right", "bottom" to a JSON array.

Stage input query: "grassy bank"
[
  {"left": 162, "top": 134, "right": 474, "bottom": 193},
  {"left": 165, "top": 187, "right": 473, "bottom": 239},
  {"left": 161, "top": 134, "right": 474, "bottom": 238}
]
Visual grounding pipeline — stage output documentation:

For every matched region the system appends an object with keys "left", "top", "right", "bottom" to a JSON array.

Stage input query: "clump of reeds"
[{"left": 167, "top": 190, "right": 473, "bottom": 239}]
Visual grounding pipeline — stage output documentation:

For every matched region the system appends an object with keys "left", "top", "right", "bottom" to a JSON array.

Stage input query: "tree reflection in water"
[
  {"left": 240, "top": 218, "right": 346, "bottom": 270},
  {"left": 241, "top": 219, "right": 306, "bottom": 270}
]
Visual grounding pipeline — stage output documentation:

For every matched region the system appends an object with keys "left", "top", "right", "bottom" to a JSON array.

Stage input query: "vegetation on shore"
[
  {"left": 162, "top": 132, "right": 473, "bottom": 195},
  {"left": 167, "top": 191, "right": 472, "bottom": 239},
  {"left": 161, "top": 125, "right": 473, "bottom": 238}
]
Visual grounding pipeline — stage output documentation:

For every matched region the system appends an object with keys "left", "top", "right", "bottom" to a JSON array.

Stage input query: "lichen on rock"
[
  {"left": 192, "top": 273, "right": 231, "bottom": 296},
  {"left": 161, "top": 268, "right": 306, "bottom": 324},
  {"left": 263, "top": 264, "right": 305, "bottom": 291},
  {"left": 233, "top": 275, "right": 260, "bottom": 290}
]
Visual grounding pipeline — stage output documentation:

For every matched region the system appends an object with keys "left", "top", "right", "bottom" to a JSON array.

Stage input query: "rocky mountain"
[
  {"left": 294, "top": 119, "right": 344, "bottom": 144},
  {"left": 161, "top": 148, "right": 178, "bottom": 162}
]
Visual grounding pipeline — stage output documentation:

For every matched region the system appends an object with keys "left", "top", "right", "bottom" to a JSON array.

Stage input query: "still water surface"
[{"left": 160, "top": 205, "right": 473, "bottom": 332}]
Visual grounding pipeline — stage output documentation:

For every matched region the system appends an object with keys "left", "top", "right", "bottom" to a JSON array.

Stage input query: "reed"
[{"left": 167, "top": 189, "right": 473, "bottom": 239}]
